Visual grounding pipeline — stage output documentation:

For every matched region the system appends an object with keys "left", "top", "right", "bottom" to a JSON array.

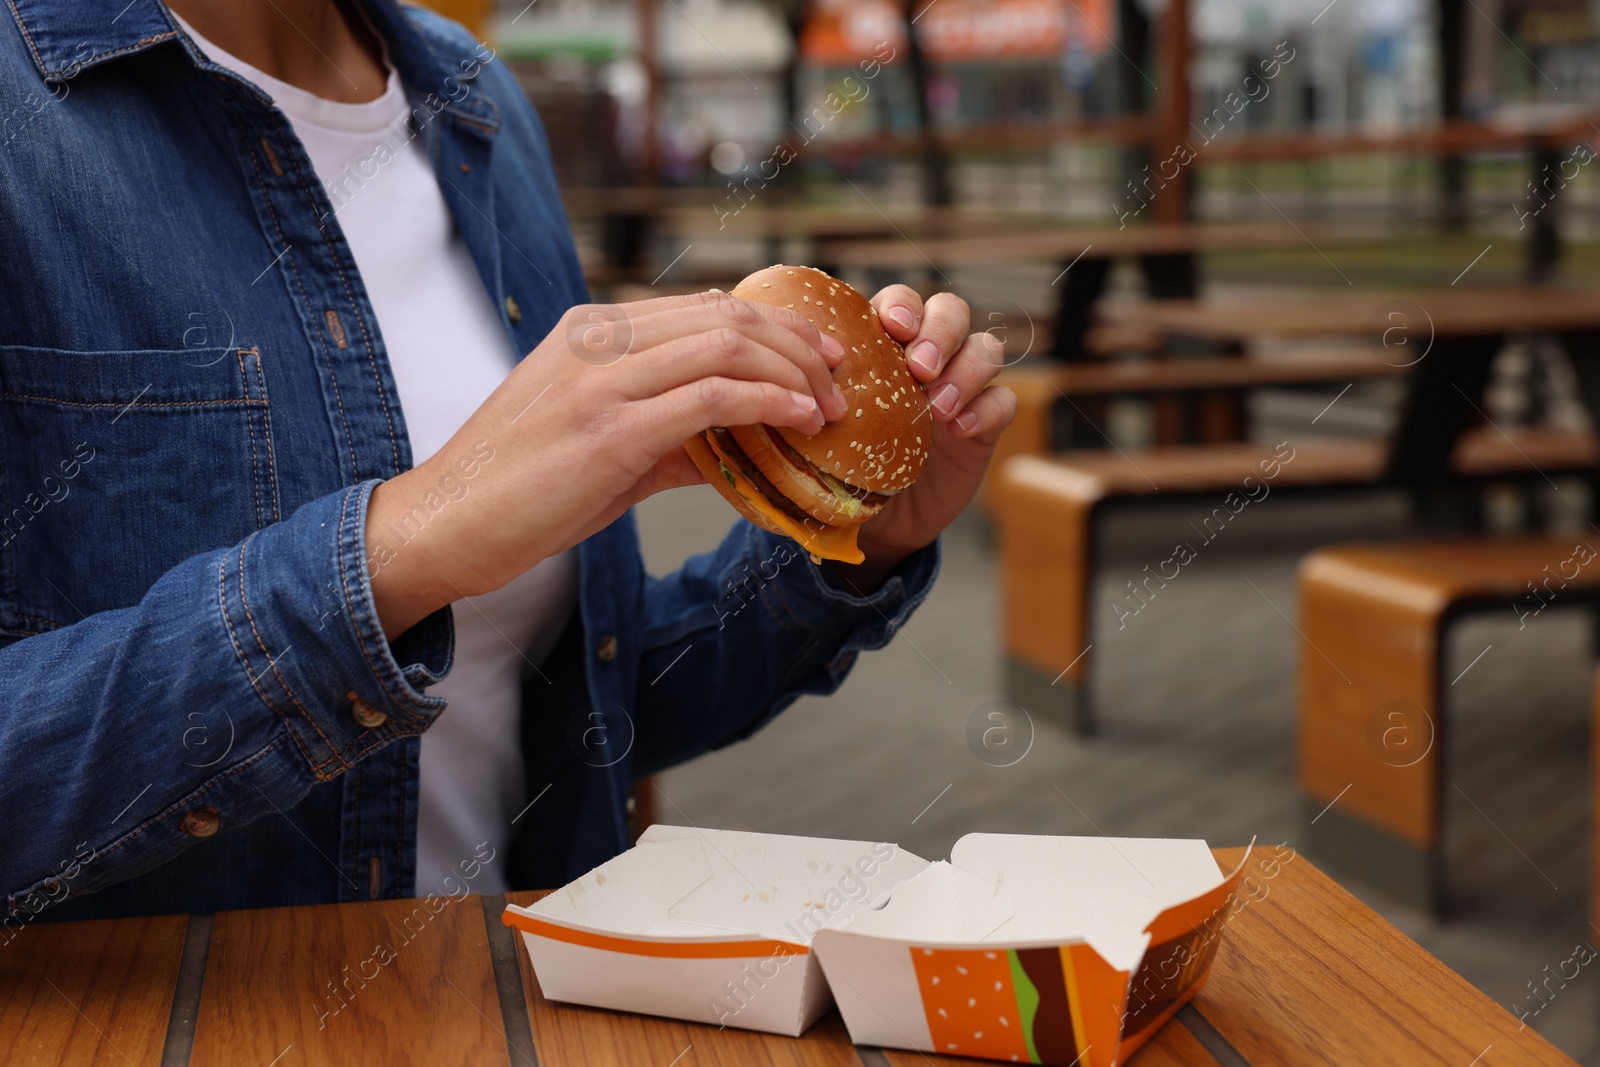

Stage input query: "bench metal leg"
[
  {"left": 1304, "top": 799, "right": 1443, "bottom": 914},
  {"left": 1048, "top": 256, "right": 1113, "bottom": 363},
  {"left": 1006, "top": 657, "right": 1095, "bottom": 737}
]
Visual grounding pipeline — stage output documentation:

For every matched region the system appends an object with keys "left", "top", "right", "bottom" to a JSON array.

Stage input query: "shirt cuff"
[
  {"left": 217, "top": 480, "right": 454, "bottom": 779},
  {"left": 752, "top": 525, "right": 941, "bottom": 676}
]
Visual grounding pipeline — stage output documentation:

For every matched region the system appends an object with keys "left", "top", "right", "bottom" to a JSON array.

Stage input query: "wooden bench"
[
  {"left": 993, "top": 429, "right": 1600, "bottom": 738},
  {"left": 983, "top": 350, "right": 1409, "bottom": 510},
  {"left": 1299, "top": 538, "right": 1600, "bottom": 915}
]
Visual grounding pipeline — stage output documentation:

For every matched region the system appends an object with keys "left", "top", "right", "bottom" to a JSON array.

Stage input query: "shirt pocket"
[{"left": 0, "top": 344, "right": 279, "bottom": 637}]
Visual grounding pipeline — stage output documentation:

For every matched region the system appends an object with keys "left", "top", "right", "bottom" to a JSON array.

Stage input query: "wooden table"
[
  {"left": 824, "top": 223, "right": 1358, "bottom": 362},
  {"left": 1102, "top": 287, "right": 1600, "bottom": 494},
  {"left": 0, "top": 847, "right": 1572, "bottom": 1066}
]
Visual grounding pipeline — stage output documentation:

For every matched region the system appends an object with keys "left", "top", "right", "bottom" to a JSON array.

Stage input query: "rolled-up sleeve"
[{"left": 1, "top": 480, "right": 453, "bottom": 913}]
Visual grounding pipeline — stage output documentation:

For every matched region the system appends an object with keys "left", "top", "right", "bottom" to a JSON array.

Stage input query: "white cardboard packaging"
[
  {"left": 501, "top": 824, "right": 930, "bottom": 1036},
  {"left": 503, "top": 827, "right": 1248, "bottom": 1065}
]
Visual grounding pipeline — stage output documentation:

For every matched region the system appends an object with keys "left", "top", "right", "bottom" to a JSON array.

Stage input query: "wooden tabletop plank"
[
  {"left": 1197, "top": 847, "right": 1575, "bottom": 1066},
  {"left": 506, "top": 890, "right": 865, "bottom": 1067},
  {"left": 0, "top": 912, "right": 187, "bottom": 1067},
  {"left": 190, "top": 898, "right": 507, "bottom": 1067},
  {"left": 879, "top": 1011, "right": 1224, "bottom": 1067},
  {"left": 1103, "top": 289, "right": 1600, "bottom": 341}
]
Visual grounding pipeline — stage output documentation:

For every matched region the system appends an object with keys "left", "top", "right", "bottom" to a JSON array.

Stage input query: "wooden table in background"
[
  {"left": 1102, "top": 287, "right": 1600, "bottom": 495},
  {"left": 0, "top": 847, "right": 1572, "bottom": 1066},
  {"left": 825, "top": 223, "right": 1356, "bottom": 363}
]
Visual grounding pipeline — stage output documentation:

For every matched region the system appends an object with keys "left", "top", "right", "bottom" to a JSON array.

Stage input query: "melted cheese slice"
[{"left": 703, "top": 432, "right": 866, "bottom": 564}]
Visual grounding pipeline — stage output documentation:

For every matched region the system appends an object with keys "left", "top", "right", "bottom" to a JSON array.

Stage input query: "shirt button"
[
  {"left": 180, "top": 808, "right": 220, "bottom": 838},
  {"left": 346, "top": 691, "right": 388, "bottom": 729},
  {"left": 596, "top": 634, "right": 618, "bottom": 662},
  {"left": 504, "top": 295, "right": 522, "bottom": 324}
]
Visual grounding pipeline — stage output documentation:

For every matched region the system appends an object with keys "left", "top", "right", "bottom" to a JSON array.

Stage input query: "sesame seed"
[
  {"left": 786, "top": 270, "right": 795, "bottom": 275},
  {"left": 826, "top": 450, "right": 834, "bottom": 458},
  {"left": 804, "top": 281, "right": 812, "bottom": 288},
  {"left": 761, "top": 283, "right": 771, "bottom": 288},
  {"left": 827, "top": 324, "right": 836, "bottom": 331},
  {"left": 855, "top": 408, "right": 862, "bottom": 417}
]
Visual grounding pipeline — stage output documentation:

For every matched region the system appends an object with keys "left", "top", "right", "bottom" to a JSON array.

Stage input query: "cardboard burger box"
[{"left": 502, "top": 826, "right": 1250, "bottom": 1066}]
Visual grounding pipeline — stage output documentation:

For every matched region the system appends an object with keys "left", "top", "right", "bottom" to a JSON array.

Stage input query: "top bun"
[{"left": 730, "top": 265, "right": 928, "bottom": 495}]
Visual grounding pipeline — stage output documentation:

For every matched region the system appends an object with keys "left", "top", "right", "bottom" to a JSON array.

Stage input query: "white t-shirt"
[{"left": 175, "top": 16, "right": 579, "bottom": 897}]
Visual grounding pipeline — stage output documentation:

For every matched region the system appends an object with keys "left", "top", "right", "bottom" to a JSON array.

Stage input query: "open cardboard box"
[{"left": 502, "top": 826, "right": 1250, "bottom": 1066}]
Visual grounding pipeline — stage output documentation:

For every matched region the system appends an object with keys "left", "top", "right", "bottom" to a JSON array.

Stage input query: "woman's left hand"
[{"left": 830, "top": 285, "right": 1017, "bottom": 591}]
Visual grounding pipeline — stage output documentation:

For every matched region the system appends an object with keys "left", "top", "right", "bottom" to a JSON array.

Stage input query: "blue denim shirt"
[{"left": 0, "top": 0, "right": 938, "bottom": 923}]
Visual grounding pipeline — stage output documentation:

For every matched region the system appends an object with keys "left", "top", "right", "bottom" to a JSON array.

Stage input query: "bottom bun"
[
  {"left": 680, "top": 430, "right": 867, "bottom": 564},
  {"left": 681, "top": 432, "right": 789, "bottom": 539}
]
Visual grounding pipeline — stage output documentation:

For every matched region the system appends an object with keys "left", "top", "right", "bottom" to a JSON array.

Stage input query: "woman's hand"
[
  {"left": 832, "top": 286, "right": 1017, "bottom": 592},
  {"left": 367, "top": 290, "right": 848, "bottom": 638}
]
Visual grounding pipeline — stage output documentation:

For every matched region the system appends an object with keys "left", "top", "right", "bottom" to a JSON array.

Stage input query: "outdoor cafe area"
[{"left": 17, "top": 0, "right": 1600, "bottom": 1064}]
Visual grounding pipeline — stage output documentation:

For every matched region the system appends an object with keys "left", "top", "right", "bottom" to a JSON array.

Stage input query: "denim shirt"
[{"left": 0, "top": 0, "right": 938, "bottom": 923}]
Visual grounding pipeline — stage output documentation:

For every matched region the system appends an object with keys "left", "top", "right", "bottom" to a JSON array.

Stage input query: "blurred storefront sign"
[
  {"left": 799, "top": 0, "right": 1112, "bottom": 64},
  {"left": 1505, "top": 0, "right": 1596, "bottom": 44}
]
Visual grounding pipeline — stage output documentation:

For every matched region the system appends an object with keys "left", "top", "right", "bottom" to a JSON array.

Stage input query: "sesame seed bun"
[
  {"left": 731, "top": 265, "right": 928, "bottom": 495},
  {"left": 682, "top": 265, "right": 928, "bottom": 564}
]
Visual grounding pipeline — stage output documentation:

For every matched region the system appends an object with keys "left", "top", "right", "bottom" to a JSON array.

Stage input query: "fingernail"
[
  {"left": 829, "top": 383, "right": 845, "bottom": 412},
  {"left": 931, "top": 383, "right": 959, "bottom": 415},
  {"left": 955, "top": 410, "right": 979, "bottom": 433},
  {"left": 790, "top": 390, "right": 819, "bottom": 416},
  {"left": 909, "top": 340, "right": 939, "bottom": 375},
  {"left": 818, "top": 333, "right": 845, "bottom": 357},
  {"left": 888, "top": 305, "right": 917, "bottom": 331}
]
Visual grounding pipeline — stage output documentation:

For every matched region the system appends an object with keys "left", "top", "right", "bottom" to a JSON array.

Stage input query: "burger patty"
[
  {"left": 704, "top": 428, "right": 819, "bottom": 527},
  {"left": 762, "top": 426, "right": 893, "bottom": 506}
]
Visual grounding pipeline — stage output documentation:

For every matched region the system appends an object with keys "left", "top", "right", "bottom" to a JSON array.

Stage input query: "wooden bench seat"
[
  {"left": 984, "top": 351, "right": 1414, "bottom": 510},
  {"left": 1300, "top": 538, "right": 1600, "bottom": 914},
  {"left": 993, "top": 429, "right": 1600, "bottom": 738}
]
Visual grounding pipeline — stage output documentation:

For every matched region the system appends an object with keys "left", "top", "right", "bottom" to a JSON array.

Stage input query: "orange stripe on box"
[{"left": 501, "top": 911, "right": 809, "bottom": 960}]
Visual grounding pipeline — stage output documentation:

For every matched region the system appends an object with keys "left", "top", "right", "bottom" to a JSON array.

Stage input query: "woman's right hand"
[{"left": 366, "top": 290, "right": 848, "bottom": 638}]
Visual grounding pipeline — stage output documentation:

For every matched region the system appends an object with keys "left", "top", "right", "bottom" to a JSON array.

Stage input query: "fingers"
[
  {"left": 575, "top": 294, "right": 848, "bottom": 419},
  {"left": 949, "top": 384, "right": 1017, "bottom": 444},
  {"left": 590, "top": 291, "right": 846, "bottom": 369},
  {"left": 870, "top": 284, "right": 924, "bottom": 344},
  {"left": 632, "top": 377, "right": 826, "bottom": 459},
  {"left": 630, "top": 326, "right": 845, "bottom": 418},
  {"left": 902, "top": 291, "right": 973, "bottom": 382},
  {"left": 925, "top": 331, "right": 1005, "bottom": 424}
]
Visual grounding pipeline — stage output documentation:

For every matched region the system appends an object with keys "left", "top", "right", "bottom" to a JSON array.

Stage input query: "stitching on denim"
[
  {"left": 0, "top": 393, "right": 253, "bottom": 410},
  {"left": 235, "top": 349, "right": 264, "bottom": 529},
  {"left": 279, "top": 131, "right": 403, "bottom": 475},
  {"left": 334, "top": 487, "right": 430, "bottom": 722},
  {"left": 234, "top": 530, "right": 342, "bottom": 769},
  {"left": 230, "top": 111, "right": 362, "bottom": 479},
  {"left": 2, "top": 0, "right": 48, "bottom": 77},
  {"left": 244, "top": 347, "right": 283, "bottom": 522},
  {"left": 50, "top": 33, "right": 181, "bottom": 82},
  {"left": 216, "top": 543, "right": 320, "bottom": 773},
  {"left": 7, "top": 609, "right": 59, "bottom": 628}
]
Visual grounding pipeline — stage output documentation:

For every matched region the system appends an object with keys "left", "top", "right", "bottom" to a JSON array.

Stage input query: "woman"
[{"left": 0, "top": 0, "right": 1014, "bottom": 923}]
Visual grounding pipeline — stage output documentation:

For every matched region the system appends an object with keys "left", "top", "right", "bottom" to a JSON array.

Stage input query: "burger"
[{"left": 682, "top": 265, "right": 929, "bottom": 565}]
